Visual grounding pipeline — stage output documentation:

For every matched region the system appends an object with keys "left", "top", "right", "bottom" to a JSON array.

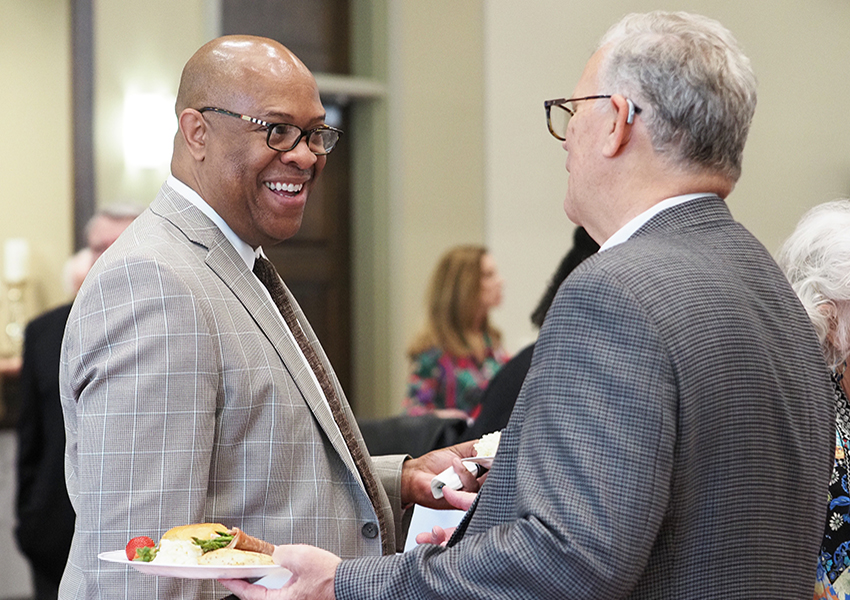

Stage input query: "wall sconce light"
[{"left": 123, "top": 92, "right": 176, "bottom": 169}]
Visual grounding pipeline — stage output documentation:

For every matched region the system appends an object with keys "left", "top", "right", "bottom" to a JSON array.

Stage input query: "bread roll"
[
  {"left": 197, "top": 548, "right": 275, "bottom": 566},
  {"left": 161, "top": 523, "right": 229, "bottom": 542}
]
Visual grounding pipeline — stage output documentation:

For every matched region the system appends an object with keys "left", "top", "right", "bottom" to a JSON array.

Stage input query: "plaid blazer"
[
  {"left": 336, "top": 196, "right": 835, "bottom": 599},
  {"left": 59, "top": 184, "right": 404, "bottom": 599}
]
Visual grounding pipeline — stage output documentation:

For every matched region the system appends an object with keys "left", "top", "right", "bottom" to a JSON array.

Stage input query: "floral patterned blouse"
[
  {"left": 817, "top": 373, "right": 850, "bottom": 600},
  {"left": 404, "top": 338, "right": 509, "bottom": 419}
]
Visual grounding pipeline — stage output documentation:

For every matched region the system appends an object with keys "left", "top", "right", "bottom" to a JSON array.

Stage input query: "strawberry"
[{"left": 125, "top": 536, "right": 156, "bottom": 561}]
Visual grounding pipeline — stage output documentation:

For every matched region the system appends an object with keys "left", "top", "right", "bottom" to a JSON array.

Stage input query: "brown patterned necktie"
[{"left": 252, "top": 256, "right": 393, "bottom": 555}]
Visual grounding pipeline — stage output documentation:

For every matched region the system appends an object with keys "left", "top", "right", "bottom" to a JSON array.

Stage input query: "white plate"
[
  {"left": 462, "top": 456, "right": 494, "bottom": 469},
  {"left": 98, "top": 550, "right": 290, "bottom": 582}
]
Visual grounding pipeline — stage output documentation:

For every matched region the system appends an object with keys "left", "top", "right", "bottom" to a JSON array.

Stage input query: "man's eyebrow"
[
  {"left": 263, "top": 111, "right": 328, "bottom": 124},
  {"left": 262, "top": 111, "right": 294, "bottom": 122}
]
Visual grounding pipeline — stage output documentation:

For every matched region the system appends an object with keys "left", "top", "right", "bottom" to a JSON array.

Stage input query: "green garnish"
[
  {"left": 192, "top": 532, "right": 234, "bottom": 554},
  {"left": 134, "top": 546, "right": 157, "bottom": 562}
]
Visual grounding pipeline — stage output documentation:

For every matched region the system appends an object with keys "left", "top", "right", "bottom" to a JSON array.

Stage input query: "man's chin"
[
  {"left": 563, "top": 198, "right": 579, "bottom": 224},
  {"left": 264, "top": 219, "right": 305, "bottom": 246}
]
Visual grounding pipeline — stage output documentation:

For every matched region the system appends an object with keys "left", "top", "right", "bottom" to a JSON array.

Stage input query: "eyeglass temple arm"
[{"left": 543, "top": 98, "right": 569, "bottom": 108}]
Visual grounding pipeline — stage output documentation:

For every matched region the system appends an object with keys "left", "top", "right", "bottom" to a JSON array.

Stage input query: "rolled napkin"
[{"left": 431, "top": 461, "right": 486, "bottom": 499}]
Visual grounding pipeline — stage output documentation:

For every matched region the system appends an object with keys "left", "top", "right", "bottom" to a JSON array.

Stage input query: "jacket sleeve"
[{"left": 370, "top": 454, "right": 412, "bottom": 552}]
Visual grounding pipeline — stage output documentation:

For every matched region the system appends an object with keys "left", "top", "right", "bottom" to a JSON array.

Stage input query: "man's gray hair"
[
  {"left": 777, "top": 199, "right": 850, "bottom": 370},
  {"left": 597, "top": 11, "right": 757, "bottom": 181}
]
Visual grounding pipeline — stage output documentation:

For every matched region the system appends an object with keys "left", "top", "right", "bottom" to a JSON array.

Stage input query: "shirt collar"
[
  {"left": 167, "top": 174, "right": 263, "bottom": 269},
  {"left": 598, "top": 193, "right": 710, "bottom": 252}
]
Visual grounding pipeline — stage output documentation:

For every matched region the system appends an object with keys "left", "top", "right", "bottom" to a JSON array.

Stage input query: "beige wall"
[
  {"left": 93, "top": 0, "right": 210, "bottom": 210},
  {"left": 383, "top": 1, "right": 486, "bottom": 415},
  {"left": 0, "top": 0, "right": 72, "bottom": 324},
  {"left": 0, "top": 0, "right": 209, "bottom": 334},
  {"left": 484, "top": 0, "right": 850, "bottom": 355}
]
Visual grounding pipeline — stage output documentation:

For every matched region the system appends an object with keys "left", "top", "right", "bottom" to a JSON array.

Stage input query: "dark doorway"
[{"left": 221, "top": 0, "right": 350, "bottom": 75}]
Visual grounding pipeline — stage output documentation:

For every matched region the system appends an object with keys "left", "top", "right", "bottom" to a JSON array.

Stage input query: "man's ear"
[
  {"left": 819, "top": 301, "right": 840, "bottom": 348},
  {"left": 178, "top": 109, "right": 208, "bottom": 161},
  {"left": 602, "top": 94, "right": 634, "bottom": 158}
]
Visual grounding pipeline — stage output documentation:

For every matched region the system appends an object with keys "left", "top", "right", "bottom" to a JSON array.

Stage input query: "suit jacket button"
[{"left": 361, "top": 522, "right": 379, "bottom": 539}]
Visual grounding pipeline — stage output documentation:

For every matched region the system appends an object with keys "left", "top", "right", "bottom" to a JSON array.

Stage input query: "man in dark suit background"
[
  {"left": 15, "top": 204, "right": 140, "bottom": 600},
  {"left": 222, "top": 11, "right": 835, "bottom": 600}
]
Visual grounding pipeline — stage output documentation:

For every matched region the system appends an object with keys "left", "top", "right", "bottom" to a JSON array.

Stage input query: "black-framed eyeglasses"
[
  {"left": 197, "top": 107, "right": 343, "bottom": 155},
  {"left": 543, "top": 95, "right": 641, "bottom": 141}
]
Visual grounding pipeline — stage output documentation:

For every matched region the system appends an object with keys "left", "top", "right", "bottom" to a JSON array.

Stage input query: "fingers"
[
  {"left": 414, "top": 525, "right": 452, "bottom": 546},
  {"left": 414, "top": 531, "right": 434, "bottom": 545},
  {"left": 451, "top": 456, "right": 481, "bottom": 492},
  {"left": 431, "top": 525, "right": 448, "bottom": 545},
  {"left": 218, "top": 578, "right": 262, "bottom": 599},
  {"left": 271, "top": 543, "right": 313, "bottom": 573},
  {"left": 272, "top": 544, "right": 293, "bottom": 566},
  {"left": 442, "top": 485, "right": 477, "bottom": 511},
  {"left": 452, "top": 439, "right": 480, "bottom": 458}
]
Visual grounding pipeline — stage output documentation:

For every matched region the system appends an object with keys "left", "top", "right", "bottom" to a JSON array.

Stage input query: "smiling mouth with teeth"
[{"left": 265, "top": 182, "right": 304, "bottom": 193}]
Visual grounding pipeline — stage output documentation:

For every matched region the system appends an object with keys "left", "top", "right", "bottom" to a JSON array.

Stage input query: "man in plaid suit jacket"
[
  {"left": 223, "top": 12, "right": 835, "bottom": 600},
  {"left": 58, "top": 36, "right": 470, "bottom": 599}
]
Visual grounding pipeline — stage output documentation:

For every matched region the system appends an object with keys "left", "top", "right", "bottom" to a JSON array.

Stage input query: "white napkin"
[
  {"left": 430, "top": 462, "right": 485, "bottom": 499},
  {"left": 253, "top": 567, "right": 292, "bottom": 589}
]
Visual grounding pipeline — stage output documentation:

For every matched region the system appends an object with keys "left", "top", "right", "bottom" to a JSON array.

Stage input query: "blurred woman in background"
[
  {"left": 777, "top": 199, "right": 850, "bottom": 600},
  {"left": 404, "top": 245, "right": 508, "bottom": 419}
]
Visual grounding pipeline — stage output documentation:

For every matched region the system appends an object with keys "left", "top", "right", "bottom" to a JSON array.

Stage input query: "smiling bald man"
[{"left": 58, "top": 36, "right": 475, "bottom": 600}]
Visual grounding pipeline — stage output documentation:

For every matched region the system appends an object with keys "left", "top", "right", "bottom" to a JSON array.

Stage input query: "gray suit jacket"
[
  {"left": 59, "top": 183, "right": 405, "bottom": 599},
  {"left": 336, "top": 197, "right": 834, "bottom": 599}
]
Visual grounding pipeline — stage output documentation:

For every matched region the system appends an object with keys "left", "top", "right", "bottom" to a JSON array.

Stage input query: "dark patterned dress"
[
  {"left": 404, "top": 336, "right": 508, "bottom": 419},
  {"left": 817, "top": 372, "right": 850, "bottom": 600}
]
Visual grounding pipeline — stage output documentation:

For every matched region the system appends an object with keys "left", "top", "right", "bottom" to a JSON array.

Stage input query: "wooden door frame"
[{"left": 71, "top": 0, "right": 95, "bottom": 250}]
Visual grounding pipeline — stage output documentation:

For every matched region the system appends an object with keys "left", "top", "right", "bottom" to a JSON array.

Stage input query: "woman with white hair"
[{"left": 778, "top": 199, "right": 850, "bottom": 600}]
